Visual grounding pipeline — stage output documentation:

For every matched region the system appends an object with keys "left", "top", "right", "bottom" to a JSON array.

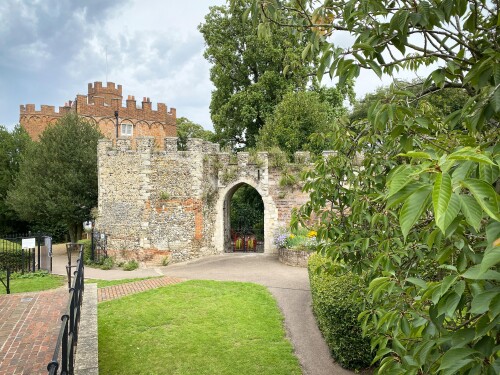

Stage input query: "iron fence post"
[{"left": 37, "top": 234, "right": 41, "bottom": 271}]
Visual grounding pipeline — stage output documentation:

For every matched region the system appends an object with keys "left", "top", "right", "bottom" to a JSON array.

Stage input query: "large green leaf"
[
  {"left": 438, "top": 348, "right": 478, "bottom": 373},
  {"left": 462, "top": 179, "right": 500, "bottom": 221},
  {"left": 480, "top": 246, "right": 500, "bottom": 273},
  {"left": 387, "top": 165, "right": 414, "bottom": 197},
  {"left": 459, "top": 195, "right": 483, "bottom": 231},
  {"left": 462, "top": 265, "right": 500, "bottom": 281},
  {"left": 471, "top": 290, "right": 499, "bottom": 314},
  {"left": 399, "top": 185, "right": 432, "bottom": 239},
  {"left": 449, "top": 147, "right": 495, "bottom": 165},
  {"left": 433, "top": 173, "right": 460, "bottom": 233}
]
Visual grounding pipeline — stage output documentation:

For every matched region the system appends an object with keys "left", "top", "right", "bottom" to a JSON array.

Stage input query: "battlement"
[
  {"left": 98, "top": 137, "right": 219, "bottom": 154},
  {"left": 20, "top": 104, "right": 72, "bottom": 116},
  {"left": 74, "top": 92, "right": 176, "bottom": 123},
  {"left": 88, "top": 81, "right": 123, "bottom": 106}
]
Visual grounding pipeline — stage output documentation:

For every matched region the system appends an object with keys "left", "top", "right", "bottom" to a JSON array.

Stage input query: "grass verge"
[
  {"left": 98, "top": 280, "right": 301, "bottom": 375},
  {"left": 0, "top": 271, "right": 65, "bottom": 295}
]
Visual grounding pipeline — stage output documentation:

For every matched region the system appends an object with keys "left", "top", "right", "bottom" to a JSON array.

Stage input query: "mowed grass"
[
  {"left": 98, "top": 280, "right": 301, "bottom": 375},
  {"left": 0, "top": 272, "right": 65, "bottom": 295}
]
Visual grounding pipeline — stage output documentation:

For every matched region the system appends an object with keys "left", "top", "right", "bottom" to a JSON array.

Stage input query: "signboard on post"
[{"left": 22, "top": 238, "right": 36, "bottom": 249}]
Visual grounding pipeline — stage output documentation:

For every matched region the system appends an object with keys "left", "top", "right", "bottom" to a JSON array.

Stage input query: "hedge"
[
  {"left": 77, "top": 239, "right": 92, "bottom": 264},
  {"left": 308, "top": 253, "right": 373, "bottom": 370}
]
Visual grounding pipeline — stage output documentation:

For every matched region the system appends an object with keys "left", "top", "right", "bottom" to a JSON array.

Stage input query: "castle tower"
[
  {"left": 20, "top": 82, "right": 177, "bottom": 143},
  {"left": 87, "top": 82, "right": 123, "bottom": 106}
]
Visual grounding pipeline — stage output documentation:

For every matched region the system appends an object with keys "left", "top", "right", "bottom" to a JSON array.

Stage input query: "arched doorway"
[
  {"left": 228, "top": 183, "right": 264, "bottom": 252},
  {"left": 214, "top": 179, "right": 278, "bottom": 254}
]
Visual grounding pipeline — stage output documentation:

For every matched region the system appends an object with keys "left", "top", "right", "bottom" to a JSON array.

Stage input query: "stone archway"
[{"left": 213, "top": 178, "right": 279, "bottom": 254}]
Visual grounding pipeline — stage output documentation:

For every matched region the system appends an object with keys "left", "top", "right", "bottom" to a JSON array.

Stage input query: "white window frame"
[{"left": 121, "top": 122, "right": 133, "bottom": 137}]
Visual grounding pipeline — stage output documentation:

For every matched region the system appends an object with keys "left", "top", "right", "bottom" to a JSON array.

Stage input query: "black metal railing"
[
  {"left": 0, "top": 233, "right": 52, "bottom": 294},
  {"left": 0, "top": 232, "right": 52, "bottom": 272},
  {"left": 47, "top": 244, "right": 84, "bottom": 375}
]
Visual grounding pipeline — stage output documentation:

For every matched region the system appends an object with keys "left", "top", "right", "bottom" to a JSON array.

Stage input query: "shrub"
[
  {"left": 100, "top": 257, "right": 114, "bottom": 270},
  {"left": 77, "top": 239, "right": 92, "bottom": 265},
  {"left": 308, "top": 254, "right": 372, "bottom": 370},
  {"left": 122, "top": 259, "right": 139, "bottom": 271}
]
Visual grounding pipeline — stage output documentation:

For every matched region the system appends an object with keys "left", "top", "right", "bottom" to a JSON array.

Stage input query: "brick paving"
[
  {"left": 0, "top": 276, "right": 184, "bottom": 375},
  {"left": 97, "top": 276, "right": 185, "bottom": 302},
  {"left": 0, "top": 288, "right": 68, "bottom": 375}
]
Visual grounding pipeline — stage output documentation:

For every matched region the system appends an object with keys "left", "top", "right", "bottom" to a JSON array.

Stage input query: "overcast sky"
[{"left": 0, "top": 0, "right": 430, "bottom": 131}]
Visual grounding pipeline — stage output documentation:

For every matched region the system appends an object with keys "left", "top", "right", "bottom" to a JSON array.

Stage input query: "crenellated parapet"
[
  {"left": 98, "top": 137, "right": 219, "bottom": 154},
  {"left": 74, "top": 92, "right": 176, "bottom": 125},
  {"left": 87, "top": 81, "right": 122, "bottom": 105},
  {"left": 20, "top": 103, "right": 72, "bottom": 117},
  {"left": 20, "top": 81, "right": 177, "bottom": 142}
]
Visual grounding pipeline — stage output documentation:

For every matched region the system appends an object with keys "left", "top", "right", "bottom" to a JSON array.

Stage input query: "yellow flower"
[
  {"left": 307, "top": 230, "right": 317, "bottom": 238},
  {"left": 289, "top": 234, "right": 295, "bottom": 239}
]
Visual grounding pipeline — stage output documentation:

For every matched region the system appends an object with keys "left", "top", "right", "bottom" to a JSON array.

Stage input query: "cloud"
[{"left": 0, "top": 0, "right": 225, "bottom": 130}]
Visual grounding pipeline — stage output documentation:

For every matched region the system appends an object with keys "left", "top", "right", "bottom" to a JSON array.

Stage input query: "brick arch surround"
[{"left": 214, "top": 179, "right": 279, "bottom": 254}]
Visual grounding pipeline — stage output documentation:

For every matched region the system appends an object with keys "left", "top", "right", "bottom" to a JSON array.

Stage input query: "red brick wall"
[{"left": 19, "top": 82, "right": 177, "bottom": 142}]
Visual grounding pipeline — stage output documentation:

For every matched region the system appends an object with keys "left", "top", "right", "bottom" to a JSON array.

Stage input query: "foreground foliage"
[
  {"left": 234, "top": 0, "right": 500, "bottom": 373},
  {"left": 98, "top": 280, "right": 301, "bottom": 375}
]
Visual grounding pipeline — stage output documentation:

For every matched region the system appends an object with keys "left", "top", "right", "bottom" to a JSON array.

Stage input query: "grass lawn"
[
  {"left": 0, "top": 271, "right": 66, "bottom": 295},
  {"left": 99, "top": 280, "right": 301, "bottom": 375},
  {"left": 85, "top": 277, "right": 158, "bottom": 288}
]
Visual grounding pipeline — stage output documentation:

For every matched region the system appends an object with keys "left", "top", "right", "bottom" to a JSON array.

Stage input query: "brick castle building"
[{"left": 20, "top": 82, "right": 177, "bottom": 143}]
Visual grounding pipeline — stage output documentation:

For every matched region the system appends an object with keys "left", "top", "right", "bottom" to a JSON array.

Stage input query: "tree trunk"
[
  {"left": 76, "top": 224, "right": 83, "bottom": 241},
  {"left": 68, "top": 223, "right": 77, "bottom": 243}
]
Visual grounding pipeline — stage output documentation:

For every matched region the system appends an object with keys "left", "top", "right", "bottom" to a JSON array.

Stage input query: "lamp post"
[{"left": 114, "top": 110, "right": 119, "bottom": 139}]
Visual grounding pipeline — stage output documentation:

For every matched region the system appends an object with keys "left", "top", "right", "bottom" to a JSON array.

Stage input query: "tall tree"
[
  {"left": 257, "top": 89, "right": 341, "bottom": 156},
  {"left": 176, "top": 117, "right": 215, "bottom": 150},
  {"left": 7, "top": 114, "right": 102, "bottom": 242},
  {"left": 199, "top": 1, "right": 311, "bottom": 148},
  {"left": 0, "top": 125, "right": 32, "bottom": 234},
  {"left": 237, "top": 1, "right": 500, "bottom": 373}
]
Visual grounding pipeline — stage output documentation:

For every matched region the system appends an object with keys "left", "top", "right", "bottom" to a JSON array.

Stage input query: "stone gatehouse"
[{"left": 96, "top": 137, "right": 310, "bottom": 264}]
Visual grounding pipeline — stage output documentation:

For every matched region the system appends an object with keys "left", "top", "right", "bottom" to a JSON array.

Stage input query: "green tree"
[
  {"left": 237, "top": 0, "right": 500, "bottom": 373},
  {"left": 350, "top": 81, "right": 470, "bottom": 122},
  {"left": 0, "top": 125, "right": 32, "bottom": 234},
  {"left": 199, "top": 1, "right": 311, "bottom": 148},
  {"left": 257, "top": 90, "right": 336, "bottom": 156},
  {"left": 7, "top": 114, "right": 102, "bottom": 242},
  {"left": 176, "top": 117, "right": 215, "bottom": 150}
]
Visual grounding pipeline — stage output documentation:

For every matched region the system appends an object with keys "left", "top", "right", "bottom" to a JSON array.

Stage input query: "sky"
[{"left": 0, "top": 0, "right": 431, "bottom": 131}]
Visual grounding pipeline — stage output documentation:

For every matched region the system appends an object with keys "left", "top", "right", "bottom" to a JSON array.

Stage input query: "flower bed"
[{"left": 274, "top": 228, "right": 317, "bottom": 267}]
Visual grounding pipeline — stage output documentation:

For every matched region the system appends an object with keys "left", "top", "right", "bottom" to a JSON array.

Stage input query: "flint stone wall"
[{"left": 97, "top": 137, "right": 312, "bottom": 265}]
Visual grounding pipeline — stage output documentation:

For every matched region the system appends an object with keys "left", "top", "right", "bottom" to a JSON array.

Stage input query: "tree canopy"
[
  {"left": 7, "top": 114, "right": 102, "bottom": 242},
  {"left": 234, "top": 0, "right": 500, "bottom": 373},
  {"left": 0, "top": 125, "right": 32, "bottom": 234},
  {"left": 257, "top": 90, "right": 337, "bottom": 156},
  {"left": 176, "top": 117, "right": 215, "bottom": 150},
  {"left": 199, "top": 1, "right": 312, "bottom": 148}
]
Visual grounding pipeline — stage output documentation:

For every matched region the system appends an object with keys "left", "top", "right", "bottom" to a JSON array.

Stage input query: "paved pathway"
[
  {"left": 97, "top": 276, "right": 184, "bottom": 302},
  {"left": 0, "top": 288, "right": 68, "bottom": 375}
]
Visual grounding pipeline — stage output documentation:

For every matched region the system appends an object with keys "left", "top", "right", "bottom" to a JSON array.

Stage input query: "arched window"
[{"left": 120, "top": 121, "right": 133, "bottom": 136}]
